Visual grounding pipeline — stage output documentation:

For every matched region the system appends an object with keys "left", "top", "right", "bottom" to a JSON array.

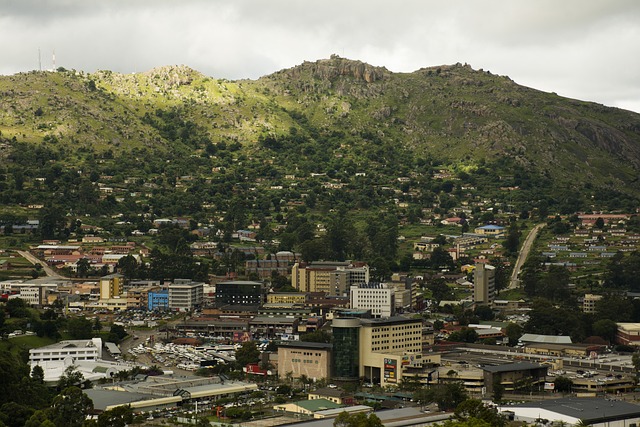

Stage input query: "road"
[
  {"left": 508, "top": 223, "right": 545, "bottom": 290},
  {"left": 17, "top": 249, "right": 66, "bottom": 279}
]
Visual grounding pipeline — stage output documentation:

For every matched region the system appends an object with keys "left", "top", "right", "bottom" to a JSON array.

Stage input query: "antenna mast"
[
  {"left": 38, "top": 48, "right": 42, "bottom": 71},
  {"left": 52, "top": 49, "right": 56, "bottom": 71}
]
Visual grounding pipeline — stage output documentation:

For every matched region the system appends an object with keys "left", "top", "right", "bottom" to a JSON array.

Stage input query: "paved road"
[
  {"left": 508, "top": 223, "right": 546, "bottom": 290},
  {"left": 17, "top": 249, "right": 66, "bottom": 279}
]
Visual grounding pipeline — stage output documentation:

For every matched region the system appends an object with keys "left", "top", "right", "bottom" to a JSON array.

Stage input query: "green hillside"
[{"left": 0, "top": 56, "right": 639, "bottom": 224}]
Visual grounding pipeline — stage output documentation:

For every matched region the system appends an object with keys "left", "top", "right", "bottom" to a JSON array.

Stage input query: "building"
[
  {"left": 148, "top": 289, "right": 169, "bottom": 311},
  {"left": 473, "top": 263, "right": 495, "bottom": 306},
  {"left": 291, "top": 262, "right": 369, "bottom": 296},
  {"left": 272, "top": 399, "right": 343, "bottom": 417},
  {"left": 29, "top": 338, "right": 103, "bottom": 364},
  {"left": 308, "top": 388, "right": 353, "bottom": 405},
  {"left": 277, "top": 341, "right": 332, "bottom": 381},
  {"left": 583, "top": 293, "right": 603, "bottom": 314},
  {"left": 473, "top": 224, "right": 506, "bottom": 238},
  {"left": 482, "top": 362, "right": 547, "bottom": 394},
  {"left": 349, "top": 283, "right": 395, "bottom": 318},
  {"left": 267, "top": 292, "right": 308, "bottom": 305},
  {"left": 168, "top": 279, "right": 204, "bottom": 312},
  {"left": 99, "top": 273, "right": 124, "bottom": 300},
  {"left": 331, "top": 315, "right": 436, "bottom": 387},
  {"left": 616, "top": 323, "right": 640, "bottom": 346},
  {"left": 215, "top": 280, "right": 265, "bottom": 307},
  {"left": 499, "top": 397, "right": 640, "bottom": 426}
]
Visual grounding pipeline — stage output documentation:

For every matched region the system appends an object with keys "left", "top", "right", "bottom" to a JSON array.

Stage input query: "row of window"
[{"left": 291, "top": 358, "right": 320, "bottom": 364}]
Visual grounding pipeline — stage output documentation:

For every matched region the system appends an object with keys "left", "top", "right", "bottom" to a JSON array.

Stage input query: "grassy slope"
[{"left": 1, "top": 59, "right": 639, "bottom": 197}]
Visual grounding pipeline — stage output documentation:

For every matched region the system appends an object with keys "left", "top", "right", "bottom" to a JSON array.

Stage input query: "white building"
[
  {"left": 29, "top": 337, "right": 103, "bottom": 364},
  {"left": 169, "top": 279, "right": 204, "bottom": 312},
  {"left": 349, "top": 283, "right": 395, "bottom": 318},
  {"left": 499, "top": 397, "right": 640, "bottom": 426},
  {"left": 473, "top": 263, "right": 495, "bottom": 306}
]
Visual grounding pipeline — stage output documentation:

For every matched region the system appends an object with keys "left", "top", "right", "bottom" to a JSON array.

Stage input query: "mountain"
[{"left": 1, "top": 56, "right": 639, "bottom": 220}]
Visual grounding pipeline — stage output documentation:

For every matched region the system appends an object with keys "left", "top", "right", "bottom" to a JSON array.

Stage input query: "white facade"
[
  {"left": 350, "top": 283, "right": 395, "bottom": 318},
  {"left": 29, "top": 338, "right": 103, "bottom": 364},
  {"left": 168, "top": 279, "right": 204, "bottom": 312},
  {"left": 473, "top": 263, "right": 495, "bottom": 306}
]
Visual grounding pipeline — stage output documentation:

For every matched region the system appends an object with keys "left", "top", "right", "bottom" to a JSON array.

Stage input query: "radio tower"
[
  {"left": 52, "top": 49, "right": 56, "bottom": 71},
  {"left": 38, "top": 48, "right": 42, "bottom": 71}
]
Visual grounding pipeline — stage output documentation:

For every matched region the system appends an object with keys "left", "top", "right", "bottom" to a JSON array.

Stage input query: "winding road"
[{"left": 508, "top": 222, "right": 546, "bottom": 290}]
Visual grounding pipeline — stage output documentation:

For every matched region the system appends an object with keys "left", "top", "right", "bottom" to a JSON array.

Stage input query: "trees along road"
[{"left": 508, "top": 223, "right": 546, "bottom": 290}]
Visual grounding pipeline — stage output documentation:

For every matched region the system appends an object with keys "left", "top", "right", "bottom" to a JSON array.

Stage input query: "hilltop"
[{"left": 0, "top": 56, "right": 639, "bottom": 223}]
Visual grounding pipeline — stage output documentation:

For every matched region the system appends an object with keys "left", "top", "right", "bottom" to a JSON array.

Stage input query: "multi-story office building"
[
  {"left": 349, "top": 283, "right": 395, "bottom": 318},
  {"left": 168, "top": 279, "right": 204, "bottom": 312},
  {"left": 583, "top": 293, "right": 603, "bottom": 314},
  {"left": 278, "top": 341, "right": 332, "bottom": 381},
  {"left": 291, "top": 261, "right": 369, "bottom": 296},
  {"left": 215, "top": 280, "right": 265, "bottom": 306},
  {"left": 331, "top": 315, "right": 437, "bottom": 387},
  {"left": 473, "top": 263, "right": 495, "bottom": 306},
  {"left": 148, "top": 289, "right": 169, "bottom": 311},
  {"left": 99, "top": 273, "right": 124, "bottom": 300},
  {"left": 29, "top": 338, "right": 103, "bottom": 364},
  {"left": 267, "top": 292, "right": 308, "bottom": 305}
]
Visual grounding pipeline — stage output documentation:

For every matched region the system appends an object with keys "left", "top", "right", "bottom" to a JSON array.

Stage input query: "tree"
[
  {"left": 426, "top": 383, "right": 468, "bottom": 411},
  {"left": 454, "top": 399, "right": 505, "bottom": 427},
  {"left": 595, "top": 217, "right": 605, "bottom": 229},
  {"left": 505, "top": 323, "right": 523, "bottom": 346},
  {"left": 592, "top": 319, "right": 618, "bottom": 344},
  {"left": 300, "top": 330, "right": 332, "bottom": 343},
  {"left": 235, "top": 341, "right": 260, "bottom": 367},
  {"left": 6, "top": 298, "right": 30, "bottom": 318},
  {"left": 554, "top": 376, "right": 573, "bottom": 393},
  {"left": 96, "top": 405, "right": 133, "bottom": 427},
  {"left": 31, "top": 365, "right": 45, "bottom": 384},
  {"left": 66, "top": 316, "right": 93, "bottom": 339},
  {"left": 76, "top": 258, "right": 90, "bottom": 278},
  {"left": 49, "top": 386, "right": 93, "bottom": 427},
  {"left": 334, "top": 412, "right": 383, "bottom": 427},
  {"left": 57, "top": 365, "right": 84, "bottom": 391}
]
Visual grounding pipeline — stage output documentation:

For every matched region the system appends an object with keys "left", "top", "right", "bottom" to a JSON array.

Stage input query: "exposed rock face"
[
  {"left": 287, "top": 55, "right": 387, "bottom": 83},
  {"left": 311, "top": 56, "right": 386, "bottom": 83}
]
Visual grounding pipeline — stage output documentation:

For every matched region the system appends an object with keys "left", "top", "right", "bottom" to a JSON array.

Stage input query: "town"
[{"left": 2, "top": 208, "right": 640, "bottom": 426}]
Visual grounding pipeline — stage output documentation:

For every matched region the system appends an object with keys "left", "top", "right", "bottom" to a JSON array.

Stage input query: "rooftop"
[
  {"left": 508, "top": 397, "right": 640, "bottom": 423},
  {"left": 482, "top": 362, "right": 545, "bottom": 373}
]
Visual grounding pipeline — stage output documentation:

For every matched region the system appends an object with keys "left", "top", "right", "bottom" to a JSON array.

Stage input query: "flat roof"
[
  {"left": 509, "top": 397, "right": 640, "bottom": 423},
  {"left": 360, "top": 316, "right": 422, "bottom": 327},
  {"left": 482, "top": 362, "right": 545, "bottom": 373},
  {"left": 278, "top": 341, "right": 332, "bottom": 350},
  {"left": 294, "top": 399, "right": 342, "bottom": 412}
]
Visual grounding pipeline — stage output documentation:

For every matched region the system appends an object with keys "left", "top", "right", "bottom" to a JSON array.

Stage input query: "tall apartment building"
[
  {"left": 291, "top": 261, "right": 369, "bottom": 296},
  {"left": 99, "top": 273, "right": 124, "bottom": 300},
  {"left": 168, "top": 279, "right": 204, "bottom": 312},
  {"left": 349, "top": 283, "right": 395, "bottom": 318},
  {"left": 473, "top": 263, "right": 496, "bottom": 306}
]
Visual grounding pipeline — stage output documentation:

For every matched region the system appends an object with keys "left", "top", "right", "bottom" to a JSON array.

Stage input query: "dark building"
[
  {"left": 482, "top": 362, "right": 548, "bottom": 394},
  {"left": 215, "top": 280, "right": 265, "bottom": 306}
]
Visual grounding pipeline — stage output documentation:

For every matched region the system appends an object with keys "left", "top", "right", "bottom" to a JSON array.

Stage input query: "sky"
[{"left": 1, "top": 0, "right": 639, "bottom": 113}]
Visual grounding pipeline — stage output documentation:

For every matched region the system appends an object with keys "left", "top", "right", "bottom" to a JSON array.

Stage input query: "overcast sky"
[{"left": 1, "top": 0, "right": 639, "bottom": 113}]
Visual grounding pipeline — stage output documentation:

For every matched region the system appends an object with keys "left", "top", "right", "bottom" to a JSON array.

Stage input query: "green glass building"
[{"left": 332, "top": 318, "right": 360, "bottom": 379}]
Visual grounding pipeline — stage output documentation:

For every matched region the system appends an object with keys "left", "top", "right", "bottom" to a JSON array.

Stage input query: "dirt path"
[{"left": 508, "top": 223, "right": 545, "bottom": 290}]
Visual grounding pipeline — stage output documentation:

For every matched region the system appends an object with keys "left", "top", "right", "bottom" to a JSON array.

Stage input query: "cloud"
[{"left": 0, "top": 0, "right": 638, "bottom": 112}]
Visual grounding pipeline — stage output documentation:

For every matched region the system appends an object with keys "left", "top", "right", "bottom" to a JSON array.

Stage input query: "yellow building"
[
  {"left": 291, "top": 262, "right": 369, "bottom": 295},
  {"left": 267, "top": 292, "right": 308, "bottom": 305},
  {"left": 99, "top": 273, "right": 124, "bottom": 300},
  {"left": 277, "top": 341, "right": 332, "bottom": 382},
  {"left": 332, "top": 316, "right": 439, "bottom": 388}
]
